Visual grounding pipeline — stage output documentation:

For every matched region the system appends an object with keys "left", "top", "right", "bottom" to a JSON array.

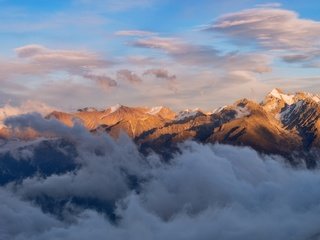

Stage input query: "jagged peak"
[
  {"left": 269, "top": 88, "right": 284, "bottom": 96},
  {"left": 267, "top": 88, "right": 295, "bottom": 105},
  {"left": 234, "top": 98, "right": 256, "bottom": 107},
  {"left": 266, "top": 88, "right": 320, "bottom": 105},
  {"left": 175, "top": 108, "right": 205, "bottom": 121},
  {"left": 180, "top": 108, "right": 202, "bottom": 113},
  {"left": 295, "top": 91, "right": 320, "bottom": 103}
]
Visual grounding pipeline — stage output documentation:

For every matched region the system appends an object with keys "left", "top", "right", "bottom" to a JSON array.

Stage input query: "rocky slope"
[{"left": 48, "top": 105, "right": 176, "bottom": 138}]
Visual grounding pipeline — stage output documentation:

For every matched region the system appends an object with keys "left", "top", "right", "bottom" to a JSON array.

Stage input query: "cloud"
[
  {"left": 0, "top": 45, "right": 112, "bottom": 82},
  {"left": 2, "top": 115, "right": 320, "bottom": 240},
  {"left": 206, "top": 7, "right": 320, "bottom": 52},
  {"left": 132, "top": 37, "right": 192, "bottom": 53},
  {"left": 0, "top": 45, "right": 118, "bottom": 91},
  {"left": 281, "top": 54, "right": 312, "bottom": 63},
  {"left": 117, "top": 69, "right": 142, "bottom": 84},
  {"left": 74, "top": 0, "right": 155, "bottom": 12},
  {"left": 115, "top": 30, "right": 157, "bottom": 37},
  {"left": 133, "top": 37, "right": 271, "bottom": 73},
  {"left": 213, "top": 70, "right": 257, "bottom": 89},
  {"left": 14, "top": 45, "right": 111, "bottom": 73},
  {"left": 143, "top": 68, "right": 176, "bottom": 81},
  {"left": 0, "top": 101, "right": 55, "bottom": 128},
  {"left": 0, "top": 188, "right": 62, "bottom": 238},
  {"left": 255, "top": 2, "right": 282, "bottom": 8},
  {"left": 83, "top": 73, "right": 118, "bottom": 90},
  {"left": 126, "top": 55, "right": 158, "bottom": 66},
  {"left": 143, "top": 68, "right": 177, "bottom": 91}
]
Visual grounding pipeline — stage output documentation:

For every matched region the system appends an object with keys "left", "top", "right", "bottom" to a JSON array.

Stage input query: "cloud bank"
[{"left": 1, "top": 113, "right": 320, "bottom": 239}]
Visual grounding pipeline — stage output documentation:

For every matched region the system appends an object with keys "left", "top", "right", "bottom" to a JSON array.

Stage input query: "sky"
[{"left": 1, "top": 0, "right": 320, "bottom": 111}]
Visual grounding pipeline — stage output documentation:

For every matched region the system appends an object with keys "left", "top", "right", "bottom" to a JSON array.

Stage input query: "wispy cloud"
[
  {"left": 206, "top": 7, "right": 320, "bottom": 53},
  {"left": 255, "top": 2, "right": 282, "bottom": 8},
  {"left": 74, "top": 0, "right": 155, "bottom": 12},
  {"left": 132, "top": 37, "right": 188, "bottom": 52},
  {"left": 15, "top": 45, "right": 111, "bottom": 71},
  {"left": 115, "top": 30, "right": 157, "bottom": 37},
  {"left": 144, "top": 68, "right": 177, "bottom": 91},
  {"left": 0, "top": 45, "right": 117, "bottom": 91},
  {"left": 132, "top": 37, "right": 271, "bottom": 73}
]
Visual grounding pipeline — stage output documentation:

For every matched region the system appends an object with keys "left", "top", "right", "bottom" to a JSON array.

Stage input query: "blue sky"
[{"left": 0, "top": 0, "right": 320, "bottom": 111}]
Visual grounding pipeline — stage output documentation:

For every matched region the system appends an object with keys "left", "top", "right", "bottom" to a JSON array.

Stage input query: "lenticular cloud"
[{"left": 1, "top": 114, "right": 320, "bottom": 240}]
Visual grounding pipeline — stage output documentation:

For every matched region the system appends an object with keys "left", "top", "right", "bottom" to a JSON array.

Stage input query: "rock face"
[{"left": 11, "top": 89, "right": 320, "bottom": 165}]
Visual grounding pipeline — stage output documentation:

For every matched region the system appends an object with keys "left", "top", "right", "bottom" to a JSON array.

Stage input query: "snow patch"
[
  {"left": 176, "top": 109, "right": 201, "bottom": 121},
  {"left": 280, "top": 101, "right": 304, "bottom": 122},
  {"left": 109, "top": 104, "right": 122, "bottom": 114},
  {"left": 212, "top": 106, "right": 228, "bottom": 114},
  {"left": 269, "top": 89, "right": 295, "bottom": 105},
  {"left": 147, "top": 106, "right": 163, "bottom": 115}
]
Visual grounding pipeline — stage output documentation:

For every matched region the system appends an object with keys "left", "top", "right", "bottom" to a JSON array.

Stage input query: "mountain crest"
[{"left": 2, "top": 88, "right": 320, "bottom": 165}]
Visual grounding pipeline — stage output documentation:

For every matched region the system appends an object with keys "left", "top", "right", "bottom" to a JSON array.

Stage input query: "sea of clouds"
[{"left": 1, "top": 113, "right": 320, "bottom": 240}]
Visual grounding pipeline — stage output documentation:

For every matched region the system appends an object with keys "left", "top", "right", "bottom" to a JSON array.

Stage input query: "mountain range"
[
  {"left": 43, "top": 88, "right": 320, "bottom": 166},
  {"left": 1, "top": 88, "right": 319, "bottom": 167},
  {"left": 0, "top": 88, "right": 319, "bottom": 225}
]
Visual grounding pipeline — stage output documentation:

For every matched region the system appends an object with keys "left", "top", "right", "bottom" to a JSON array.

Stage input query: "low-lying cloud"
[{"left": 1, "top": 113, "right": 320, "bottom": 240}]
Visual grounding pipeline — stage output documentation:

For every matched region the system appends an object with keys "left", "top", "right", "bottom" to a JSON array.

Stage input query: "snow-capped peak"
[
  {"left": 268, "top": 88, "right": 295, "bottom": 105},
  {"left": 268, "top": 89, "right": 320, "bottom": 105},
  {"left": 296, "top": 92, "right": 320, "bottom": 103},
  {"left": 176, "top": 108, "right": 202, "bottom": 121},
  {"left": 212, "top": 105, "right": 228, "bottom": 114}
]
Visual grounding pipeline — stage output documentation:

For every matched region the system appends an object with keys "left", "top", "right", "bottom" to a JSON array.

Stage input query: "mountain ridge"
[{"left": 1, "top": 88, "right": 320, "bottom": 166}]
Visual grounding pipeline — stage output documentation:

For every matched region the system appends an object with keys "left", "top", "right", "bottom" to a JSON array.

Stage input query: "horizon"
[
  {"left": 50, "top": 87, "right": 320, "bottom": 113},
  {"left": 1, "top": 0, "right": 320, "bottom": 111}
]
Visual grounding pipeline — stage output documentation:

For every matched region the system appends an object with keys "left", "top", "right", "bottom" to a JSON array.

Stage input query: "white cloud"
[{"left": 1, "top": 113, "right": 320, "bottom": 239}]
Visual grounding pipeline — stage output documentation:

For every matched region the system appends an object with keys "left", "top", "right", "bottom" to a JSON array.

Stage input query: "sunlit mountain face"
[{"left": 1, "top": 1, "right": 320, "bottom": 239}]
